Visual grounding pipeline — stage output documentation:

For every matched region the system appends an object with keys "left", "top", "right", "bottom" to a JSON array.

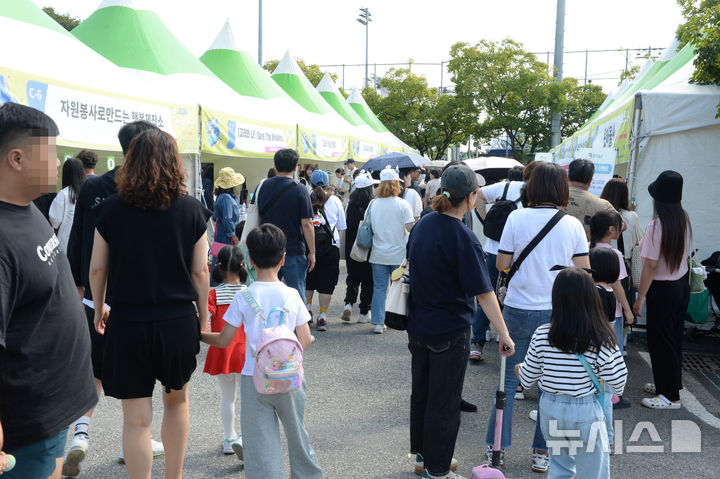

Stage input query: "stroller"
[{"left": 686, "top": 251, "right": 720, "bottom": 339}]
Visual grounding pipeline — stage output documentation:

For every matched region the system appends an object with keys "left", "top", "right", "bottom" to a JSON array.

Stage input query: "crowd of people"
[{"left": 0, "top": 101, "right": 696, "bottom": 479}]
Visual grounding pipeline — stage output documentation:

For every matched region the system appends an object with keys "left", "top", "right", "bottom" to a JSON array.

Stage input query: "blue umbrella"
[{"left": 362, "top": 151, "right": 430, "bottom": 171}]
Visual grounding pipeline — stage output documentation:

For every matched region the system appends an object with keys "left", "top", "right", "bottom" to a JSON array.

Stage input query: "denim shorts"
[{"left": 5, "top": 427, "right": 68, "bottom": 479}]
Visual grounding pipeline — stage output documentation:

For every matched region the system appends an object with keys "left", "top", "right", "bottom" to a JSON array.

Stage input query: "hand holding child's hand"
[{"left": 94, "top": 305, "right": 109, "bottom": 335}]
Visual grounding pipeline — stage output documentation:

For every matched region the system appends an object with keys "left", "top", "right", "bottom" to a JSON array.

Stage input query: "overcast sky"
[{"left": 33, "top": 0, "right": 685, "bottom": 94}]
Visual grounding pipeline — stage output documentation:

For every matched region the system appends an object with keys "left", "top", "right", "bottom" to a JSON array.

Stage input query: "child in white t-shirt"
[{"left": 201, "top": 224, "right": 321, "bottom": 479}]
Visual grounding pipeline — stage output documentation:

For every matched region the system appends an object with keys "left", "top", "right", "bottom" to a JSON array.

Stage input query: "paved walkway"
[{"left": 65, "top": 265, "right": 720, "bottom": 478}]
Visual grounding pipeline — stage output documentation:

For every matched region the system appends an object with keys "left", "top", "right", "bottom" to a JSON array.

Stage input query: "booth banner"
[
  {"left": 0, "top": 67, "right": 198, "bottom": 153},
  {"left": 298, "top": 126, "right": 348, "bottom": 162},
  {"left": 552, "top": 99, "right": 635, "bottom": 165},
  {"left": 576, "top": 148, "right": 617, "bottom": 197},
  {"left": 351, "top": 138, "right": 384, "bottom": 161},
  {"left": 201, "top": 107, "right": 296, "bottom": 158}
]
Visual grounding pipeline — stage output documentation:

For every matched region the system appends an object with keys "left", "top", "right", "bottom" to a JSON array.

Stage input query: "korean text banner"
[
  {"left": 201, "top": 107, "right": 296, "bottom": 158},
  {"left": 0, "top": 67, "right": 198, "bottom": 154},
  {"left": 350, "top": 137, "right": 386, "bottom": 161},
  {"left": 297, "top": 126, "right": 349, "bottom": 162}
]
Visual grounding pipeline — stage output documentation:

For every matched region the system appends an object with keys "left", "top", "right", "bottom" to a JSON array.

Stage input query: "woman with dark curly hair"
[{"left": 89, "top": 129, "right": 211, "bottom": 479}]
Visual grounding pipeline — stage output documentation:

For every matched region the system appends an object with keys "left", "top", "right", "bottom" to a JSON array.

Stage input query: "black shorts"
[
  {"left": 85, "top": 305, "right": 105, "bottom": 380},
  {"left": 306, "top": 246, "right": 340, "bottom": 295},
  {"left": 102, "top": 314, "right": 200, "bottom": 399}
]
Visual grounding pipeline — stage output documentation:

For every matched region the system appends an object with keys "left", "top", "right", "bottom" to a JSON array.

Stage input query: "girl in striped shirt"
[{"left": 516, "top": 268, "right": 627, "bottom": 479}]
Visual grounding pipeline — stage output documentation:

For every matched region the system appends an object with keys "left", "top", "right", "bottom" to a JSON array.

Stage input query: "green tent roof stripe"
[
  {"left": 72, "top": 5, "right": 214, "bottom": 76},
  {"left": 347, "top": 89, "right": 389, "bottom": 132},
  {"left": 316, "top": 74, "right": 365, "bottom": 126},
  {"left": 587, "top": 42, "right": 695, "bottom": 123},
  {"left": 200, "top": 49, "right": 289, "bottom": 100},
  {"left": 319, "top": 91, "right": 364, "bottom": 125},
  {"left": 271, "top": 52, "right": 335, "bottom": 115},
  {"left": 0, "top": 0, "right": 72, "bottom": 37}
]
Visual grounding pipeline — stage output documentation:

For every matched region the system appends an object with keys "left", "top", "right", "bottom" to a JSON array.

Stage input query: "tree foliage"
[
  {"left": 676, "top": 0, "right": 720, "bottom": 116},
  {"left": 447, "top": 39, "right": 604, "bottom": 160},
  {"left": 263, "top": 58, "right": 339, "bottom": 90},
  {"left": 618, "top": 64, "right": 641, "bottom": 86},
  {"left": 42, "top": 6, "right": 81, "bottom": 31},
  {"left": 363, "top": 68, "right": 473, "bottom": 161}
]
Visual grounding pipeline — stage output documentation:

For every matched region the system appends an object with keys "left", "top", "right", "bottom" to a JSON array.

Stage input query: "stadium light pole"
[{"left": 357, "top": 7, "right": 372, "bottom": 88}]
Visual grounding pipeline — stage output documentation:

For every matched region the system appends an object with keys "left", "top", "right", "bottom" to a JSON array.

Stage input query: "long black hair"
[
  {"left": 588, "top": 210, "right": 622, "bottom": 248},
  {"left": 349, "top": 185, "right": 373, "bottom": 210},
  {"left": 212, "top": 245, "right": 248, "bottom": 285},
  {"left": 654, "top": 200, "right": 691, "bottom": 273},
  {"left": 62, "top": 157, "right": 86, "bottom": 204},
  {"left": 548, "top": 268, "right": 617, "bottom": 353}
]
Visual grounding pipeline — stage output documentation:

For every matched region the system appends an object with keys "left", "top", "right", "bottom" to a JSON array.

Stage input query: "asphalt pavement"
[{"left": 64, "top": 263, "right": 720, "bottom": 478}]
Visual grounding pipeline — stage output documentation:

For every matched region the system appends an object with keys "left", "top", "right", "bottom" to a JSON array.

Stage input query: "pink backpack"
[{"left": 240, "top": 288, "right": 304, "bottom": 395}]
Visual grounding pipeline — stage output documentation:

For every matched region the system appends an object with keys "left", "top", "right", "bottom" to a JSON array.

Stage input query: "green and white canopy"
[
  {"left": 0, "top": 0, "right": 195, "bottom": 153},
  {"left": 552, "top": 39, "right": 720, "bottom": 258},
  {"left": 73, "top": 0, "right": 300, "bottom": 159}
]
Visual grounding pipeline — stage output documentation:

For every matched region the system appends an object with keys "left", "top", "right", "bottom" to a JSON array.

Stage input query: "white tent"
[{"left": 553, "top": 41, "right": 720, "bottom": 259}]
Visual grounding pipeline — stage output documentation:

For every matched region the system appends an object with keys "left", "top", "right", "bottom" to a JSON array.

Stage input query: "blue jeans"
[
  {"left": 5, "top": 427, "right": 68, "bottom": 479},
  {"left": 485, "top": 305, "right": 550, "bottom": 450},
  {"left": 370, "top": 263, "right": 398, "bottom": 326},
  {"left": 472, "top": 253, "right": 498, "bottom": 345},
  {"left": 613, "top": 317, "right": 624, "bottom": 356},
  {"left": 281, "top": 255, "right": 308, "bottom": 303},
  {"left": 539, "top": 393, "right": 609, "bottom": 479}
]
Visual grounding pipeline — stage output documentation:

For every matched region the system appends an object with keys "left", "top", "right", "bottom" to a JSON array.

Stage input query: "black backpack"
[
  {"left": 483, "top": 182, "right": 519, "bottom": 241},
  {"left": 314, "top": 209, "right": 336, "bottom": 257}
]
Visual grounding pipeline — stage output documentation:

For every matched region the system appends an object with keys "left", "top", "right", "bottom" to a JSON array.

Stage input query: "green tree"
[
  {"left": 448, "top": 39, "right": 570, "bottom": 161},
  {"left": 618, "top": 64, "right": 641, "bottom": 86},
  {"left": 676, "top": 0, "right": 720, "bottom": 116},
  {"left": 561, "top": 79, "right": 607, "bottom": 138},
  {"left": 363, "top": 67, "right": 473, "bottom": 161},
  {"left": 42, "top": 6, "right": 81, "bottom": 31},
  {"left": 263, "top": 58, "right": 338, "bottom": 89}
]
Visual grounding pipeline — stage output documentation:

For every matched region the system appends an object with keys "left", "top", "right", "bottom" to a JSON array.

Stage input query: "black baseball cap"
[{"left": 441, "top": 163, "right": 479, "bottom": 199}]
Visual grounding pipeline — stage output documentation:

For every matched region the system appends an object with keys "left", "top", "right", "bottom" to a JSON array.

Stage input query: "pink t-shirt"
[
  {"left": 594, "top": 242, "right": 627, "bottom": 318},
  {"left": 639, "top": 218, "right": 689, "bottom": 281}
]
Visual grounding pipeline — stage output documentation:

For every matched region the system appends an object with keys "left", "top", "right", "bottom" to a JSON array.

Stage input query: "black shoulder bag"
[{"left": 496, "top": 210, "right": 566, "bottom": 306}]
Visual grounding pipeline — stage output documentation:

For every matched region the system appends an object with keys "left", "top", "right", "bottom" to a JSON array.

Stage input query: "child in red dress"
[{"left": 204, "top": 245, "right": 249, "bottom": 459}]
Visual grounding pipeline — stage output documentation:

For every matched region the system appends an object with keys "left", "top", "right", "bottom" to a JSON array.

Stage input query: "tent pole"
[
  {"left": 195, "top": 106, "right": 203, "bottom": 200},
  {"left": 627, "top": 94, "right": 643, "bottom": 206}
]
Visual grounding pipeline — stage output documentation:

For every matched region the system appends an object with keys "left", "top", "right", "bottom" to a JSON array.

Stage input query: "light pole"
[
  {"left": 258, "top": 0, "right": 263, "bottom": 66},
  {"left": 550, "top": 0, "right": 565, "bottom": 148},
  {"left": 356, "top": 7, "right": 371, "bottom": 88}
]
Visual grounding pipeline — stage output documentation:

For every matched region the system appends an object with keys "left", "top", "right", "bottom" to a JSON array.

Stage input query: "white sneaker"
[
  {"left": 373, "top": 324, "right": 387, "bottom": 334},
  {"left": 357, "top": 312, "right": 371, "bottom": 323},
  {"left": 62, "top": 434, "right": 89, "bottom": 477},
  {"left": 342, "top": 304, "right": 352, "bottom": 321},
  {"left": 118, "top": 438, "right": 165, "bottom": 463},
  {"left": 231, "top": 434, "right": 243, "bottom": 461},
  {"left": 311, "top": 334, "right": 316, "bottom": 343},
  {"left": 529, "top": 409, "right": 538, "bottom": 422},
  {"left": 222, "top": 438, "right": 235, "bottom": 455}
]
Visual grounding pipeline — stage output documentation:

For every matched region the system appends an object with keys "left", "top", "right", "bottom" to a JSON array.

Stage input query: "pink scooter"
[{"left": 471, "top": 354, "right": 508, "bottom": 479}]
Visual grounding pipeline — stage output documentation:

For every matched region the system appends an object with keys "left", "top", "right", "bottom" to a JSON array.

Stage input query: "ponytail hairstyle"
[
  {"left": 431, "top": 189, "right": 466, "bottom": 214},
  {"left": 212, "top": 245, "right": 248, "bottom": 285},
  {"left": 588, "top": 210, "right": 622, "bottom": 248},
  {"left": 310, "top": 185, "right": 327, "bottom": 209}
]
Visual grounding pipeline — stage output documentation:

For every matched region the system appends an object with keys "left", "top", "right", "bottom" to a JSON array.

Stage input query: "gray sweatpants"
[{"left": 240, "top": 374, "right": 322, "bottom": 479}]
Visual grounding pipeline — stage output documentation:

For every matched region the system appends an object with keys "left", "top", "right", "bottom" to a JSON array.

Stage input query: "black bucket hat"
[{"left": 648, "top": 170, "right": 683, "bottom": 204}]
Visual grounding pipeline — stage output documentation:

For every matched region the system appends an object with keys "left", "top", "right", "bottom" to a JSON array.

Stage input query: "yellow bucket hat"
[{"left": 214, "top": 167, "right": 245, "bottom": 189}]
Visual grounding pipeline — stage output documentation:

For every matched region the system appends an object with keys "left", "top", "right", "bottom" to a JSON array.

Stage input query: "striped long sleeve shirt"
[{"left": 517, "top": 324, "right": 628, "bottom": 397}]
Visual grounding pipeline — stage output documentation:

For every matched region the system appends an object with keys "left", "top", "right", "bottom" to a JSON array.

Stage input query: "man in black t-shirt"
[
  {"left": 256, "top": 149, "right": 315, "bottom": 303},
  {"left": 0, "top": 103, "right": 97, "bottom": 478}
]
